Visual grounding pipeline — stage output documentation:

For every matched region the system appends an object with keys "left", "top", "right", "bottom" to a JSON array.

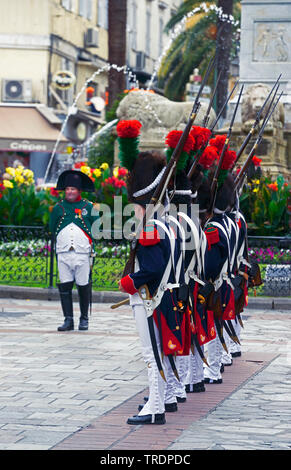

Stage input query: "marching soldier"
[
  {"left": 49, "top": 170, "right": 98, "bottom": 332},
  {"left": 196, "top": 157, "right": 238, "bottom": 384},
  {"left": 116, "top": 120, "right": 189, "bottom": 424}
]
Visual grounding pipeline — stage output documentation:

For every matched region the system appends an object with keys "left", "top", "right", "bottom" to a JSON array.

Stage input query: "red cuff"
[{"left": 120, "top": 275, "right": 138, "bottom": 295}]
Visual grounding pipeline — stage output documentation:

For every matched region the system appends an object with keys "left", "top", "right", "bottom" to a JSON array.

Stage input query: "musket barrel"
[
  {"left": 234, "top": 90, "right": 283, "bottom": 190},
  {"left": 233, "top": 76, "right": 281, "bottom": 169}
]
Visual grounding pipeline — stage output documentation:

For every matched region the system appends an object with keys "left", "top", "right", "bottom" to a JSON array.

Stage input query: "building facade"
[
  {"left": 0, "top": 0, "right": 183, "bottom": 182},
  {"left": 126, "top": 0, "right": 182, "bottom": 89},
  {"left": 0, "top": 0, "right": 109, "bottom": 180}
]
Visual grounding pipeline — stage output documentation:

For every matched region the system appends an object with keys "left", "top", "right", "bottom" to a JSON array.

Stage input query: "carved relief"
[{"left": 254, "top": 21, "right": 290, "bottom": 62}]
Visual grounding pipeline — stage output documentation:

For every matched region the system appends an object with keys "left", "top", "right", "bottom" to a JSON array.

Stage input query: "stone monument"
[
  {"left": 224, "top": 0, "right": 291, "bottom": 178},
  {"left": 115, "top": 89, "right": 216, "bottom": 153}
]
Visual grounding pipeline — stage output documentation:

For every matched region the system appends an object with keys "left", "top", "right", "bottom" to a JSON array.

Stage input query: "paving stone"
[{"left": 1, "top": 299, "right": 291, "bottom": 450}]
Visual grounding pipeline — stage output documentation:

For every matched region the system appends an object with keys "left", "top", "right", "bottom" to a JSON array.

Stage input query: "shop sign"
[
  {"left": 9, "top": 140, "right": 48, "bottom": 152},
  {"left": 52, "top": 70, "right": 76, "bottom": 90}
]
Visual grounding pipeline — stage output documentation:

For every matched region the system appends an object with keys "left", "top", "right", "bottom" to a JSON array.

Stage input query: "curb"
[
  {"left": 0, "top": 285, "right": 290, "bottom": 310},
  {"left": 0, "top": 285, "right": 127, "bottom": 304}
]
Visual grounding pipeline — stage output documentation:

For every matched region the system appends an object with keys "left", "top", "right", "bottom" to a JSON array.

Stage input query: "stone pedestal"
[
  {"left": 239, "top": 0, "right": 291, "bottom": 122},
  {"left": 216, "top": 123, "right": 289, "bottom": 180}
]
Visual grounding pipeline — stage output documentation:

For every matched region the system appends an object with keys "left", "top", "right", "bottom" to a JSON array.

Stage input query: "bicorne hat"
[{"left": 56, "top": 170, "right": 95, "bottom": 192}]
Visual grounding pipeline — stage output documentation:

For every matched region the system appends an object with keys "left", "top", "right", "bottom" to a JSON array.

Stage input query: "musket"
[
  {"left": 187, "top": 80, "right": 239, "bottom": 180},
  {"left": 232, "top": 74, "right": 282, "bottom": 170},
  {"left": 234, "top": 90, "right": 283, "bottom": 191},
  {"left": 208, "top": 84, "right": 244, "bottom": 217},
  {"left": 202, "top": 70, "right": 222, "bottom": 128}
]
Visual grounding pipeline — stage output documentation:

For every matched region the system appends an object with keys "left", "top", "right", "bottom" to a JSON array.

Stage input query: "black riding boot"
[
  {"left": 57, "top": 281, "right": 74, "bottom": 331},
  {"left": 77, "top": 283, "right": 91, "bottom": 330}
]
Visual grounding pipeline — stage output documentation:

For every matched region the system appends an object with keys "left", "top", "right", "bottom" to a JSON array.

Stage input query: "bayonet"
[
  {"left": 234, "top": 90, "right": 283, "bottom": 191},
  {"left": 208, "top": 85, "right": 244, "bottom": 217},
  {"left": 202, "top": 70, "right": 222, "bottom": 128},
  {"left": 187, "top": 80, "right": 239, "bottom": 180},
  {"left": 232, "top": 74, "right": 282, "bottom": 169}
]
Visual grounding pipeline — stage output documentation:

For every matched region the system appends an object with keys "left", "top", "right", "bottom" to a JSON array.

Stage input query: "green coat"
[{"left": 49, "top": 198, "right": 99, "bottom": 243}]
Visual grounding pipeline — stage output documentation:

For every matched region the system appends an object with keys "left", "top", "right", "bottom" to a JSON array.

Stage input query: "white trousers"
[
  {"left": 186, "top": 346, "right": 205, "bottom": 386},
  {"left": 132, "top": 305, "right": 166, "bottom": 416},
  {"left": 203, "top": 325, "right": 223, "bottom": 381},
  {"left": 222, "top": 330, "right": 233, "bottom": 365},
  {"left": 229, "top": 319, "right": 242, "bottom": 354},
  {"left": 164, "top": 355, "right": 187, "bottom": 404},
  {"left": 57, "top": 251, "right": 90, "bottom": 286}
]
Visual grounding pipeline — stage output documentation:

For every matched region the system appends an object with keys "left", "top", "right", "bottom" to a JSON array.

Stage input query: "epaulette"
[
  {"left": 139, "top": 223, "right": 160, "bottom": 246},
  {"left": 237, "top": 218, "right": 242, "bottom": 229},
  {"left": 204, "top": 225, "right": 220, "bottom": 250}
]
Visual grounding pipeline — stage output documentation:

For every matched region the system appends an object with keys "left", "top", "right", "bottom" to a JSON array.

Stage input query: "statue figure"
[
  {"left": 241, "top": 83, "right": 285, "bottom": 133},
  {"left": 116, "top": 89, "right": 216, "bottom": 142}
]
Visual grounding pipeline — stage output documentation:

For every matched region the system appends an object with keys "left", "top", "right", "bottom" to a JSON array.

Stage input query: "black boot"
[
  {"left": 57, "top": 281, "right": 74, "bottom": 331},
  {"left": 77, "top": 283, "right": 91, "bottom": 330}
]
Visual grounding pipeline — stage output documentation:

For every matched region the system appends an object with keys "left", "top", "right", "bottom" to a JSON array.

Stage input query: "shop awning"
[{"left": 0, "top": 105, "right": 68, "bottom": 153}]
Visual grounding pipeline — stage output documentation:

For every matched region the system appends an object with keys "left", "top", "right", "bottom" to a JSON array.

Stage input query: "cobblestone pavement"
[{"left": 0, "top": 297, "right": 290, "bottom": 451}]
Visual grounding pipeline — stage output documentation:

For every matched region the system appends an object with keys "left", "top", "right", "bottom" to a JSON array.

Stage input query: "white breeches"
[
  {"left": 185, "top": 345, "right": 204, "bottom": 386},
  {"left": 203, "top": 325, "right": 223, "bottom": 381},
  {"left": 229, "top": 319, "right": 242, "bottom": 354},
  {"left": 57, "top": 251, "right": 90, "bottom": 286},
  {"left": 164, "top": 355, "right": 187, "bottom": 404},
  {"left": 132, "top": 305, "right": 166, "bottom": 415},
  {"left": 222, "top": 331, "right": 233, "bottom": 365}
]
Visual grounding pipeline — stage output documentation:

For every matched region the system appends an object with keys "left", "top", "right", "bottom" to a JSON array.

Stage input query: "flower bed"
[
  {"left": 0, "top": 239, "right": 129, "bottom": 258},
  {"left": 248, "top": 247, "right": 290, "bottom": 265}
]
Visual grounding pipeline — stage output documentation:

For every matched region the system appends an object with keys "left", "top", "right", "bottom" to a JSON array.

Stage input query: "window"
[
  {"left": 79, "top": 0, "right": 93, "bottom": 20},
  {"left": 59, "top": 57, "right": 75, "bottom": 106},
  {"left": 145, "top": 10, "right": 151, "bottom": 56},
  {"left": 97, "top": 0, "right": 108, "bottom": 29},
  {"left": 61, "top": 0, "right": 73, "bottom": 11},
  {"left": 131, "top": 1, "right": 137, "bottom": 50},
  {"left": 159, "top": 17, "right": 164, "bottom": 56}
]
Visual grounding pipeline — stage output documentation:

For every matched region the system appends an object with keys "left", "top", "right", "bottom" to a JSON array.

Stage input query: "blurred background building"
[{"left": 0, "top": 0, "right": 182, "bottom": 182}]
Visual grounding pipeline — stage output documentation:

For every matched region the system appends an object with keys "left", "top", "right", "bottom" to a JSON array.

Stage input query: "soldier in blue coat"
[
  {"left": 116, "top": 120, "right": 187, "bottom": 425},
  {"left": 196, "top": 172, "right": 237, "bottom": 383}
]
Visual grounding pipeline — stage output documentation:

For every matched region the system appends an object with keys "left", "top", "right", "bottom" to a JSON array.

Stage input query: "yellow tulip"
[
  {"left": 100, "top": 162, "right": 109, "bottom": 170},
  {"left": 3, "top": 179, "right": 13, "bottom": 189},
  {"left": 15, "top": 175, "right": 25, "bottom": 184},
  {"left": 5, "top": 167, "right": 15, "bottom": 177},
  {"left": 23, "top": 169, "right": 34, "bottom": 178},
  {"left": 113, "top": 167, "right": 119, "bottom": 178},
  {"left": 93, "top": 168, "right": 102, "bottom": 178},
  {"left": 80, "top": 165, "right": 91, "bottom": 176}
]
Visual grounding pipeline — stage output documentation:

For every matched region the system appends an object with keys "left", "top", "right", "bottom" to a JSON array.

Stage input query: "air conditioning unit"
[
  {"left": 85, "top": 28, "right": 99, "bottom": 48},
  {"left": 136, "top": 51, "right": 146, "bottom": 71},
  {"left": 2, "top": 79, "right": 33, "bottom": 102}
]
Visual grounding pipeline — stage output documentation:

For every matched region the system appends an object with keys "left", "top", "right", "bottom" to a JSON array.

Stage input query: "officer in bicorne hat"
[{"left": 49, "top": 169, "right": 98, "bottom": 332}]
